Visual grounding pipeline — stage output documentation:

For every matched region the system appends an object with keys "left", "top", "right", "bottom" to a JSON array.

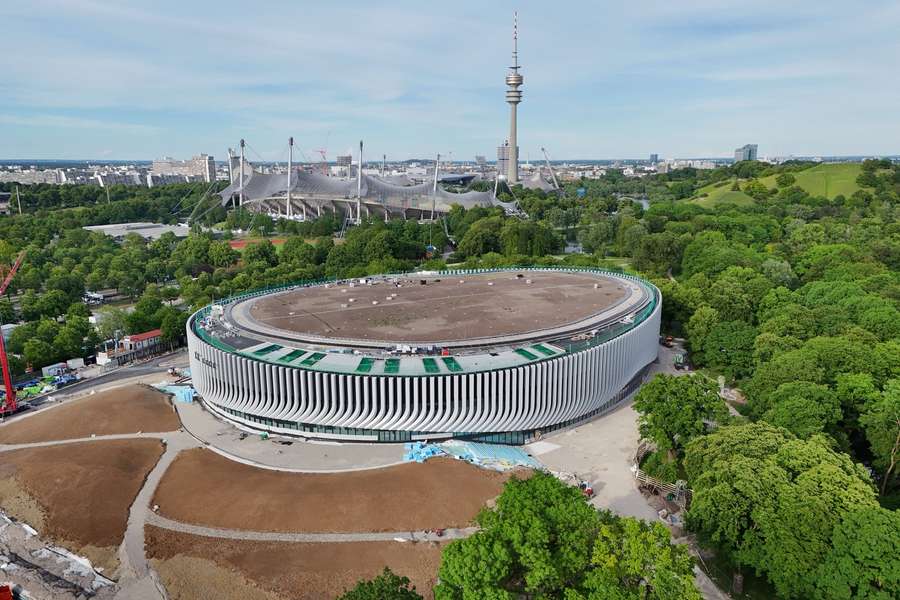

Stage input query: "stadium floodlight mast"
[
  {"left": 356, "top": 140, "right": 363, "bottom": 224},
  {"left": 239, "top": 138, "right": 245, "bottom": 207},
  {"left": 432, "top": 153, "right": 440, "bottom": 220},
  {"left": 287, "top": 137, "right": 293, "bottom": 219}
]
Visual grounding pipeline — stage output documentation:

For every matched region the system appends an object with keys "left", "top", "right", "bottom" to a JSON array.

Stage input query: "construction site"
[
  {"left": 0, "top": 381, "right": 534, "bottom": 599},
  {"left": 0, "top": 327, "right": 704, "bottom": 600}
]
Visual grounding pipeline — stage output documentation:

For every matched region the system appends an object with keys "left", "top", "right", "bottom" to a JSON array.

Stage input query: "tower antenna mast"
[{"left": 504, "top": 12, "right": 523, "bottom": 184}]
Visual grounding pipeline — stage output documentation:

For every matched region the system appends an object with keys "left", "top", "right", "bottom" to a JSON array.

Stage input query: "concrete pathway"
[
  {"left": 146, "top": 512, "right": 476, "bottom": 543},
  {"left": 175, "top": 401, "right": 406, "bottom": 472},
  {"left": 114, "top": 431, "right": 201, "bottom": 600},
  {"left": 0, "top": 431, "right": 170, "bottom": 453}
]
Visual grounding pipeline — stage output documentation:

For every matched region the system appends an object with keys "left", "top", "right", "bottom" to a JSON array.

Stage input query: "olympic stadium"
[{"left": 186, "top": 268, "right": 661, "bottom": 444}]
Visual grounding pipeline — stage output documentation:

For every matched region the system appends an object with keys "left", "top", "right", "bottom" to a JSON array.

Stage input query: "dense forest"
[{"left": 1, "top": 158, "right": 898, "bottom": 598}]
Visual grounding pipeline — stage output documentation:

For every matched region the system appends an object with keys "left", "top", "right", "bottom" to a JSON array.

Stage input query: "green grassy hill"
[
  {"left": 758, "top": 162, "right": 863, "bottom": 199},
  {"left": 688, "top": 162, "right": 865, "bottom": 207},
  {"left": 689, "top": 181, "right": 754, "bottom": 208}
]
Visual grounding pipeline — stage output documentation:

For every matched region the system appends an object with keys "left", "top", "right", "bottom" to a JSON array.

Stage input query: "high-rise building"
[
  {"left": 152, "top": 154, "right": 216, "bottom": 182},
  {"left": 503, "top": 13, "right": 523, "bottom": 183},
  {"left": 497, "top": 142, "right": 512, "bottom": 180},
  {"left": 734, "top": 144, "right": 758, "bottom": 162},
  {"left": 650, "top": 153, "right": 659, "bottom": 163}
]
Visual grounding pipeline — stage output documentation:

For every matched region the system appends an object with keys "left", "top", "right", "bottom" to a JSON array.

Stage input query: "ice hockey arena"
[{"left": 187, "top": 268, "right": 661, "bottom": 444}]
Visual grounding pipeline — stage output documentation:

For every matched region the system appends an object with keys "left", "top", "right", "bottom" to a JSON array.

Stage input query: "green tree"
[
  {"left": 457, "top": 216, "right": 502, "bottom": 258},
  {"left": 814, "top": 507, "right": 900, "bottom": 600},
  {"left": 762, "top": 382, "right": 841, "bottom": 439},
  {"left": 159, "top": 308, "right": 188, "bottom": 345},
  {"left": 435, "top": 473, "right": 699, "bottom": 599},
  {"left": 860, "top": 380, "right": 900, "bottom": 495},
  {"left": 23, "top": 338, "right": 56, "bottom": 369},
  {"left": 279, "top": 237, "right": 317, "bottom": 266},
  {"left": 208, "top": 240, "right": 239, "bottom": 268},
  {"left": 579, "top": 513, "right": 700, "bottom": 600},
  {"left": 0, "top": 297, "right": 15, "bottom": 323},
  {"left": 6, "top": 322, "right": 37, "bottom": 354},
  {"left": 243, "top": 239, "right": 279, "bottom": 267},
  {"left": 685, "top": 423, "right": 878, "bottom": 599},
  {"left": 701, "top": 320, "right": 757, "bottom": 380},
  {"left": 633, "top": 374, "right": 727, "bottom": 462},
  {"left": 685, "top": 305, "right": 720, "bottom": 364},
  {"left": 775, "top": 173, "right": 796, "bottom": 188},
  {"left": 96, "top": 307, "right": 128, "bottom": 341},
  {"left": 337, "top": 567, "right": 423, "bottom": 600}
]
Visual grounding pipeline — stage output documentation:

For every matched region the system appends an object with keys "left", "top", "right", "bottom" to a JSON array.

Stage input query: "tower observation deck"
[{"left": 505, "top": 12, "right": 523, "bottom": 183}]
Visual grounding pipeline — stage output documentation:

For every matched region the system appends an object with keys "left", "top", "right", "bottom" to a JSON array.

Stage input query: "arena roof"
[
  {"left": 191, "top": 268, "right": 658, "bottom": 377},
  {"left": 240, "top": 271, "right": 632, "bottom": 345},
  {"left": 218, "top": 168, "right": 504, "bottom": 213}
]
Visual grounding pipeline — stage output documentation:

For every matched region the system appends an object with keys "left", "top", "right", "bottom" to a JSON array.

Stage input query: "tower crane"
[{"left": 0, "top": 251, "right": 26, "bottom": 416}]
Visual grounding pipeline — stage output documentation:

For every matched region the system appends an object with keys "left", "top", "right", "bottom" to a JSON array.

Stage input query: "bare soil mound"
[
  {"left": 154, "top": 449, "right": 515, "bottom": 533},
  {"left": 0, "top": 439, "right": 164, "bottom": 573},
  {"left": 0, "top": 384, "right": 180, "bottom": 444},
  {"left": 147, "top": 525, "right": 443, "bottom": 600}
]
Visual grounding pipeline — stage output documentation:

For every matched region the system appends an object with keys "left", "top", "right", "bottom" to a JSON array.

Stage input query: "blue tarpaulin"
[
  {"left": 402, "top": 440, "right": 543, "bottom": 471},
  {"left": 154, "top": 384, "right": 195, "bottom": 403}
]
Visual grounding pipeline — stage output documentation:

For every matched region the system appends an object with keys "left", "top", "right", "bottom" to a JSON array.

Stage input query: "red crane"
[{"left": 0, "top": 251, "right": 25, "bottom": 415}]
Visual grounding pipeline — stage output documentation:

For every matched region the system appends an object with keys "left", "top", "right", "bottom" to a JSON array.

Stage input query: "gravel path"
[
  {"left": 115, "top": 431, "right": 200, "bottom": 600},
  {"left": 146, "top": 512, "right": 477, "bottom": 543},
  {"left": 0, "top": 431, "right": 170, "bottom": 452}
]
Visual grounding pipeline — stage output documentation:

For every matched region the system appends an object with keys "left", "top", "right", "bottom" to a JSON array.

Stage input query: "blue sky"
[{"left": 1, "top": 0, "right": 898, "bottom": 161}]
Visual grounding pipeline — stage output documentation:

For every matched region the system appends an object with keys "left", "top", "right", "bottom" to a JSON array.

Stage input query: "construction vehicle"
[
  {"left": 660, "top": 335, "right": 674, "bottom": 348},
  {"left": 0, "top": 251, "right": 26, "bottom": 417}
]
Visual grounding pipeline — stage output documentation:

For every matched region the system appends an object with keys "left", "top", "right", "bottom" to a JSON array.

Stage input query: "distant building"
[
  {"left": 0, "top": 192, "right": 11, "bottom": 215},
  {"left": 152, "top": 154, "right": 216, "bottom": 182},
  {"left": 95, "top": 172, "right": 142, "bottom": 187},
  {"left": 147, "top": 173, "right": 204, "bottom": 187},
  {"left": 83, "top": 222, "right": 192, "bottom": 241},
  {"left": 734, "top": 144, "right": 758, "bottom": 162},
  {"left": 0, "top": 169, "right": 60, "bottom": 184},
  {"left": 497, "top": 141, "right": 517, "bottom": 180},
  {"left": 649, "top": 153, "right": 659, "bottom": 164}
]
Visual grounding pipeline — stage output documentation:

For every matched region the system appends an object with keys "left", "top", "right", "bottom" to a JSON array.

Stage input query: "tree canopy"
[{"left": 434, "top": 472, "right": 699, "bottom": 599}]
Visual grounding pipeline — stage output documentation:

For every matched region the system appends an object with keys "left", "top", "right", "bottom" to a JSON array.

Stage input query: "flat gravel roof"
[{"left": 233, "top": 271, "right": 635, "bottom": 348}]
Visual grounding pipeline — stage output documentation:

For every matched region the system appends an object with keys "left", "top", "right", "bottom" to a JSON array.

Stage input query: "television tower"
[{"left": 505, "top": 12, "right": 523, "bottom": 183}]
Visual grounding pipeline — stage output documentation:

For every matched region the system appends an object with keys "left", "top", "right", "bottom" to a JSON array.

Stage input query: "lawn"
[
  {"left": 758, "top": 162, "right": 863, "bottom": 199},
  {"left": 688, "top": 162, "right": 866, "bottom": 207},
  {"left": 689, "top": 182, "right": 755, "bottom": 208}
]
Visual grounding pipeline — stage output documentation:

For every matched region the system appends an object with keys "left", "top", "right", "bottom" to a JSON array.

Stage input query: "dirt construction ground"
[
  {"left": 0, "top": 439, "right": 164, "bottom": 574},
  {"left": 147, "top": 526, "right": 444, "bottom": 600},
  {"left": 0, "top": 384, "right": 180, "bottom": 444},
  {"left": 154, "top": 450, "right": 516, "bottom": 533}
]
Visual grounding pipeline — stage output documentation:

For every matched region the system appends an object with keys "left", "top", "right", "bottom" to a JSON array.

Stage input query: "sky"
[{"left": 1, "top": 0, "right": 899, "bottom": 161}]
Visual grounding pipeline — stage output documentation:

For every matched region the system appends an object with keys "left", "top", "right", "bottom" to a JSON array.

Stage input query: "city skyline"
[{"left": 1, "top": 1, "right": 899, "bottom": 161}]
